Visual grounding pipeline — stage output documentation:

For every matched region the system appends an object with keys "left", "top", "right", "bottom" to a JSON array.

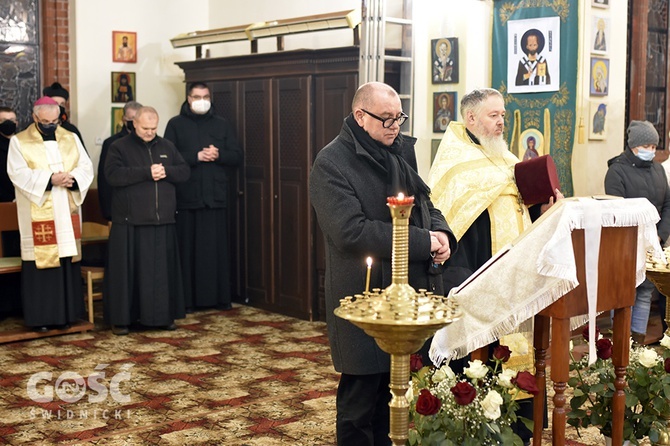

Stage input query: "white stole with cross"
[{"left": 7, "top": 126, "right": 93, "bottom": 268}]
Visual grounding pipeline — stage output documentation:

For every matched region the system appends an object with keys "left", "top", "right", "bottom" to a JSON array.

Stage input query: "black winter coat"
[
  {"left": 164, "top": 103, "right": 243, "bottom": 210},
  {"left": 310, "top": 119, "right": 457, "bottom": 375},
  {"left": 105, "top": 133, "right": 190, "bottom": 225},
  {"left": 604, "top": 148, "right": 670, "bottom": 243}
]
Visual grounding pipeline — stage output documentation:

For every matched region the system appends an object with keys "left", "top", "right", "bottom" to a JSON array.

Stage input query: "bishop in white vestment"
[{"left": 7, "top": 96, "right": 93, "bottom": 331}]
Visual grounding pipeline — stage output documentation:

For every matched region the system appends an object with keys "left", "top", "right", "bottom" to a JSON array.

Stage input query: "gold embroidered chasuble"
[
  {"left": 428, "top": 122, "right": 531, "bottom": 255},
  {"left": 8, "top": 125, "right": 93, "bottom": 268}
]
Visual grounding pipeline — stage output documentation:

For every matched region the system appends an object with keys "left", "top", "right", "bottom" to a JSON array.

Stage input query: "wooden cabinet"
[{"left": 176, "top": 47, "right": 398, "bottom": 320}]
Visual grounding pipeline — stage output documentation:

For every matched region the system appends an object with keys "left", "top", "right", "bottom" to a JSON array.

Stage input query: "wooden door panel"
[
  {"left": 242, "top": 80, "right": 273, "bottom": 304},
  {"left": 273, "top": 76, "right": 312, "bottom": 318}
]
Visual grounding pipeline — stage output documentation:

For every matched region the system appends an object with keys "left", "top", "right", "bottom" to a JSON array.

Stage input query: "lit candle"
[{"left": 365, "top": 257, "right": 372, "bottom": 294}]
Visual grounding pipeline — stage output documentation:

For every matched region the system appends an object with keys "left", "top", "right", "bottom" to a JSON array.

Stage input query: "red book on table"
[{"left": 514, "top": 155, "right": 561, "bottom": 206}]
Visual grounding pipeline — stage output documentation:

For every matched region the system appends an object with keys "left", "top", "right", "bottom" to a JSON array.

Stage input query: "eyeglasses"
[{"left": 362, "top": 109, "right": 408, "bottom": 128}]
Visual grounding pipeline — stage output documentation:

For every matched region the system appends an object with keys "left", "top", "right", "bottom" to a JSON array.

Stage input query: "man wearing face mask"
[
  {"left": 43, "top": 82, "right": 86, "bottom": 151},
  {"left": 0, "top": 106, "right": 18, "bottom": 203},
  {"left": 7, "top": 96, "right": 94, "bottom": 332},
  {"left": 605, "top": 120, "right": 670, "bottom": 344},
  {"left": 164, "top": 82, "right": 243, "bottom": 311},
  {"left": 98, "top": 101, "right": 142, "bottom": 221}
]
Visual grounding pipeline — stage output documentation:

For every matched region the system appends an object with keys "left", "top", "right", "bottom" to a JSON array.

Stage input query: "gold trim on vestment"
[
  {"left": 428, "top": 122, "right": 531, "bottom": 255},
  {"left": 15, "top": 125, "right": 81, "bottom": 268}
]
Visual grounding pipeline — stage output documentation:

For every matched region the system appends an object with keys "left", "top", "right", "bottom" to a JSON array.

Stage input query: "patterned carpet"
[
  {"left": 0, "top": 305, "right": 338, "bottom": 445},
  {"left": 0, "top": 304, "right": 654, "bottom": 445}
]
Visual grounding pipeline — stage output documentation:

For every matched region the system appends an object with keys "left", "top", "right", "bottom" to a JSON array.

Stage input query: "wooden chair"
[{"left": 80, "top": 189, "right": 109, "bottom": 323}]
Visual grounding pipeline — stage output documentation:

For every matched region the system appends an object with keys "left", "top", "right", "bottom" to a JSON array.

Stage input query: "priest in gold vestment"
[
  {"left": 7, "top": 96, "right": 94, "bottom": 332},
  {"left": 427, "top": 88, "right": 557, "bottom": 445}
]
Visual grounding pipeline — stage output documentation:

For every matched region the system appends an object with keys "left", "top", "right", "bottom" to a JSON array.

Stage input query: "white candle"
[{"left": 365, "top": 257, "right": 372, "bottom": 293}]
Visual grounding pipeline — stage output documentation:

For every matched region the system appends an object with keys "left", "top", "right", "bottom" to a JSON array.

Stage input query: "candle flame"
[
  {"left": 366, "top": 257, "right": 372, "bottom": 267},
  {"left": 397, "top": 192, "right": 404, "bottom": 200}
]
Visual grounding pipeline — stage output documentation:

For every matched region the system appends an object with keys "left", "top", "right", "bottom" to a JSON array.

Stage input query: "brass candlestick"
[{"left": 334, "top": 194, "right": 461, "bottom": 445}]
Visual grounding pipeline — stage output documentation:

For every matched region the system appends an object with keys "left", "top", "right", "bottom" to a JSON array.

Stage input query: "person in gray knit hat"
[{"left": 605, "top": 119, "right": 670, "bottom": 344}]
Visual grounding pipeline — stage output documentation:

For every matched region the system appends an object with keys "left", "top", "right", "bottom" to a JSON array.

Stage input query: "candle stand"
[{"left": 334, "top": 195, "right": 461, "bottom": 445}]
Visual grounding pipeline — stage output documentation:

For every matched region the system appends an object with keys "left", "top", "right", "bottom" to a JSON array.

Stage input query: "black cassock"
[
  {"left": 104, "top": 224, "right": 185, "bottom": 327},
  {"left": 21, "top": 258, "right": 85, "bottom": 327},
  {"left": 175, "top": 207, "right": 230, "bottom": 309}
]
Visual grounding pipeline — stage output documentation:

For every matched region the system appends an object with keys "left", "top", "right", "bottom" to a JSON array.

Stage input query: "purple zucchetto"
[{"left": 34, "top": 96, "right": 59, "bottom": 107}]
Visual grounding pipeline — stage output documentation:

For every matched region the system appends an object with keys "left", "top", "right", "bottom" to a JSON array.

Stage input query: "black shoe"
[
  {"left": 217, "top": 303, "right": 233, "bottom": 311},
  {"left": 185, "top": 307, "right": 194, "bottom": 314},
  {"left": 54, "top": 324, "right": 70, "bottom": 330},
  {"left": 112, "top": 325, "right": 129, "bottom": 336},
  {"left": 33, "top": 326, "right": 48, "bottom": 333},
  {"left": 162, "top": 322, "right": 177, "bottom": 331}
]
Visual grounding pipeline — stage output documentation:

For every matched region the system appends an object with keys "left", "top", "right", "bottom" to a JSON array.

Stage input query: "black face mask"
[
  {"left": 37, "top": 122, "right": 58, "bottom": 136},
  {"left": 0, "top": 120, "right": 17, "bottom": 136},
  {"left": 125, "top": 120, "right": 135, "bottom": 133},
  {"left": 59, "top": 105, "right": 68, "bottom": 123}
]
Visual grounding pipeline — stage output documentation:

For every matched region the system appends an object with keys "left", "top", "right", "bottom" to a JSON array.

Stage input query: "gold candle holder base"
[
  {"left": 335, "top": 290, "right": 460, "bottom": 445},
  {"left": 334, "top": 195, "right": 460, "bottom": 445}
]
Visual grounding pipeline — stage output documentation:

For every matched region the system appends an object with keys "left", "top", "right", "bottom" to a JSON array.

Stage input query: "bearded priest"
[{"left": 427, "top": 88, "right": 559, "bottom": 445}]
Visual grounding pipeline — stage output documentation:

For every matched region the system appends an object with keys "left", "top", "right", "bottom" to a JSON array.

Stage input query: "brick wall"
[{"left": 41, "top": 0, "right": 70, "bottom": 93}]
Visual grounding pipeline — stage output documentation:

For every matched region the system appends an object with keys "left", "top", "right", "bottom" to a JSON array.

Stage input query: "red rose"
[
  {"left": 512, "top": 370, "right": 540, "bottom": 395},
  {"left": 415, "top": 389, "right": 441, "bottom": 415},
  {"left": 450, "top": 381, "right": 477, "bottom": 405},
  {"left": 410, "top": 354, "right": 423, "bottom": 372},
  {"left": 582, "top": 324, "right": 600, "bottom": 342},
  {"left": 665, "top": 357, "right": 670, "bottom": 373},
  {"left": 493, "top": 345, "right": 512, "bottom": 362},
  {"left": 596, "top": 338, "right": 613, "bottom": 360}
]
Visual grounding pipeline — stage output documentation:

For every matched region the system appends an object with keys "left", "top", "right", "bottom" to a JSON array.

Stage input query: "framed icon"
[
  {"left": 431, "top": 38, "right": 458, "bottom": 84},
  {"left": 111, "top": 72, "right": 135, "bottom": 103},
  {"left": 591, "top": 15, "right": 610, "bottom": 55},
  {"left": 112, "top": 31, "right": 137, "bottom": 63},
  {"left": 590, "top": 57, "right": 609, "bottom": 96},
  {"left": 111, "top": 107, "right": 124, "bottom": 135},
  {"left": 507, "top": 17, "right": 561, "bottom": 94},
  {"left": 589, "top": 101, "right": 607, "bottom": 140},
  {"left": 433, "top": 92, "right": 457, "bottom": 133}
]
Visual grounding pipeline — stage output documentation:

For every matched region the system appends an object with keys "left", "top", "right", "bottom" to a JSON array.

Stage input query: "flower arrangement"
[
  {"left": 567, "top": 327, "right": 670, "bottom": 444},
  {"left": 407, "top": 345, "right": 538, "bottom": 446}
]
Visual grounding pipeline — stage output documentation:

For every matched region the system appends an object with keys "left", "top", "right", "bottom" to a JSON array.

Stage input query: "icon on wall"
[
  {"left": 111, "top": 72, "right": 135, "bottom": 103},
  {"left": 111, "top": 107, "right": 124, "bottom": 135},
  {"left": 431, "top": 38, "right": 458, "bottom": 84},
  {"left": 113, "top": 31, "right": 137, "bottom": 63},
  {"left": 433, "top": 92, "right": 457, "bottom": 133},
  {"left": 591, "top": 15, "right": 610, "bottom": 55},
  {"left": 589, "top": 101, "right": 607, "bottom": 140},
  {"left": 590, "top": 57, "right": 609, "bottom": 96}
]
